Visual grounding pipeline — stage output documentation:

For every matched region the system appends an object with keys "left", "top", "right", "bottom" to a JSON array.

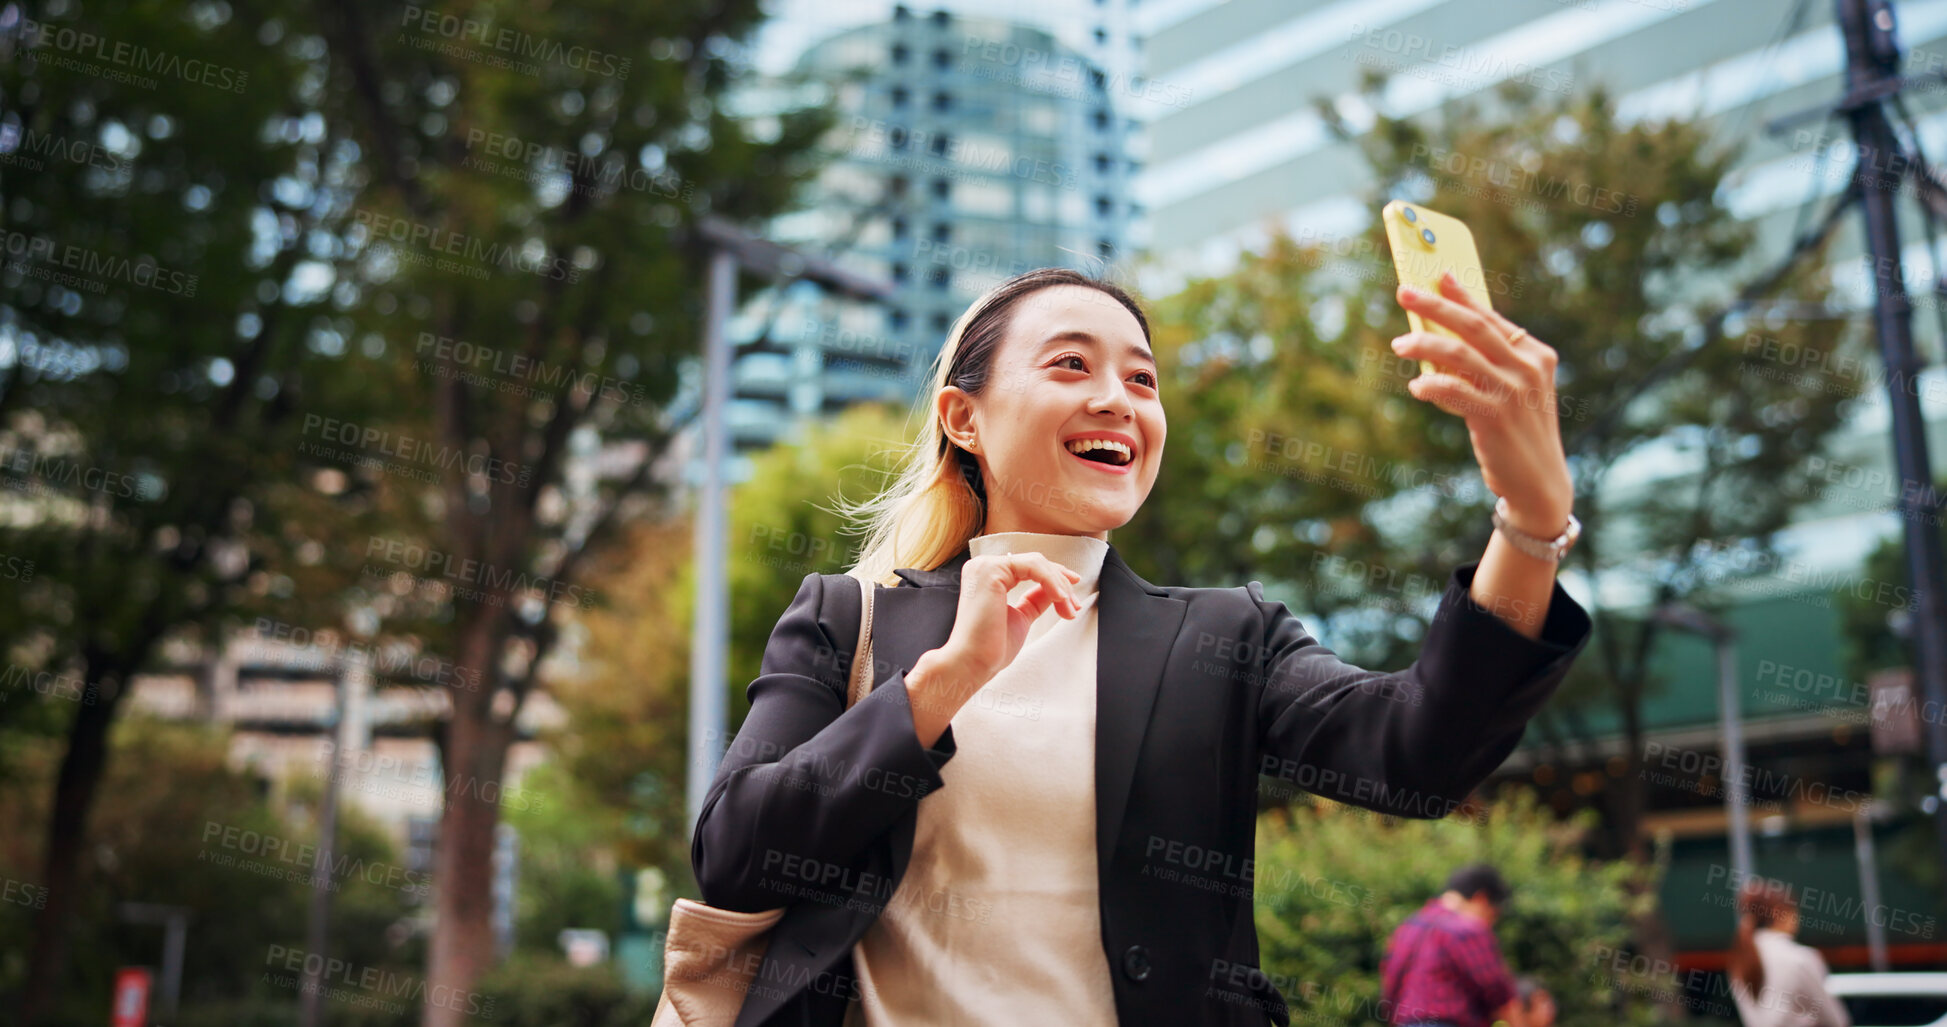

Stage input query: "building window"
[
  {"left": 1097, "top": 238, "right": 1114, "bottom": 258},
  {"left": 932, "top": 91, "right": 953, "bottom": 112},
  {"left": 892, "top": 43, "right": 910, "bottom": 64},
  {"left": 890, "top": 124, "right": 910, "bottom": 150},
  {"left": 1094, "top": 152, "right": 1112, "bottom": 173},
  {"left": 889, "top": 175, "right": 909, "bottom": 197},
  {"left": 891, "top": 86, "right": 909, "bottom": 107},
  {"left": 1095, "top": 195, "right": 1113, "bottom": 217},
  {"left": 930, "top": 10, "right": 950, "bottom": 26},
  {"left": 892, "top": 262, "right": 910, "bottom": 283},
  {"left": 892, "top": 217, "right": 909, "bottom": 239},
  {"left": 931, "top": 223, "right": 951, "bottom": 242},
  {"left": 931, "top": 178, "right": 950, "bottom": 200},
  {"left": 1092, "top": 109, "right": 1110, "bottom": 130},
  {"left": 931, "top": 313, "right": 951, "bottom": 333},
  {"left": 1090, "top": 68, "right": 1106, "bottom": 89},
  {"left": 894, "top": 4, "right": 912, "bottom": 19},
  {"left": 890, "top": 308, "right": 910, "bottom": 331},
  {"left": 1093, "top": 26, "right": 1108, "bottom": 45},
  {"left": 932, "top": 48, "right": 951, "bottom": 69},
  {"left": 928, "top": 267, "right": 950, "bottom": 289},
  {"left": 927, "top": 132, "right": 951, "bottom": 156}
]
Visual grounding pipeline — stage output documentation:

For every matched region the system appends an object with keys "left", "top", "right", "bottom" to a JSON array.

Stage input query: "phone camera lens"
[
  {"left": 1421, "top": 228, "right": 1437, "bottom": 245},
  {"left": 1401, "top": 207, "right": 1418, "bottom": 223}
]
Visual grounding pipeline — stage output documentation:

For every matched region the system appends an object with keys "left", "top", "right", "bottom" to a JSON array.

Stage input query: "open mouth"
[{"left": 1064, "top": 438, "right": 1134, "bottom": 471}]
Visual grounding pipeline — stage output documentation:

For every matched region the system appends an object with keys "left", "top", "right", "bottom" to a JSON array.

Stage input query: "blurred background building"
[{"left": 717, "top": 6, "right": 1141, "bottom": 459}]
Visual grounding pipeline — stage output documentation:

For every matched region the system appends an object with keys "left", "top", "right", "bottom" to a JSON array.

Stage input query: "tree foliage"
[{"left": 1254, "top": 789, "right": 1662, "bottom": 1027}]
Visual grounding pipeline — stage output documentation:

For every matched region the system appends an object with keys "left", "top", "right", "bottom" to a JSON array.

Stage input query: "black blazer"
[{"left": 690, "top": 544, "right": 1591, "bottom": 1027}]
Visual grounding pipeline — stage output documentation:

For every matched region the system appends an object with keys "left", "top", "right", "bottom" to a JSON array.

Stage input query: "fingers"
[
  {"left": 1397, "top": 273, "right": 1516, "bottom": 365},
  {"left": 1399, "top": 272, "right": 1561, "bottom": 402},
  {"left": 974, "top": 552, "right": 1081, "bottom": 617},
  {"left": 1428, "top": 270, "right": 1562, "bottom": 392},
  {"left": 1434, "top": 269, "right": 1524, "bottom": 339},
  {"left": 1392, "top": 330, "right": 1496, "bottom": 384},
  {"left": 1010, "top": 581, "right": 1062, "bottom": 622},
  {"left": 1406, "top": 371, "right": 1498, "bottom": 421}
]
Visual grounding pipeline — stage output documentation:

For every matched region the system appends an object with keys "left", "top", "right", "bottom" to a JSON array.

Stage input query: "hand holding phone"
[{"left": 1381, "top": 200, "right": 1495, "bottom": 376}]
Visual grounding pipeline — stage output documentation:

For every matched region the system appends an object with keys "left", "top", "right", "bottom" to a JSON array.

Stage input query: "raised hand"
[
  {"left": 904, "top": 552, "right": 1081, "bottom": 746},
  {"left": 1391, "top": 271, "right": 1573, "bottom": 537}
]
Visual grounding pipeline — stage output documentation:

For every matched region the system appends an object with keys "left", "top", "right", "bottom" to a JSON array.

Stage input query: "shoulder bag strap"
[{"left": 845, "top": 573, "right": 875, "bottom": 709}]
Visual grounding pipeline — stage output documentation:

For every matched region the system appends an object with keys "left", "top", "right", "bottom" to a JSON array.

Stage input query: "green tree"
[
  {"left": 305, "top": 1, "right": 834, "bottom": 1014},
  {"left": 0, "top": 4, "right": 366, "bottom": 1019},
  {"left": 1253, "top": 789, "right": 1661, "bottom": 1027},
  {"left": 0, "top": 718, "right": 422, "bottom": 1024},
  {"left": 5, "top": 1, "right": 833, "bottom": 1019}
]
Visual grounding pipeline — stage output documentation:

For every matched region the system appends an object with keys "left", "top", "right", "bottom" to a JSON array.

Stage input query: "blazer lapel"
[
  {"left": 876, "top": 560, "right": 964, "bottom": 887},
  {"left": 1093, "top": 546, "right": 1186, "bottom": 878}
]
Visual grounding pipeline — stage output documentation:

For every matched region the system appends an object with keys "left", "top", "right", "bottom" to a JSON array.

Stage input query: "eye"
[
  {"left": 1130, "top": 369, "right": 1157, "bottom": 388},
  {"left": 1052, "top": 353, "right": 1088, "bottom": 372}
]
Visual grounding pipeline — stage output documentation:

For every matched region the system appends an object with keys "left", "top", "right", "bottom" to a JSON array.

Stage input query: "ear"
[{"left": 937, "top": 384, "right": 978, "bottom": 450}]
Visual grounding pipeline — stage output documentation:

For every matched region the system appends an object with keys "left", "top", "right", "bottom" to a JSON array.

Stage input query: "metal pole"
[
  {"left": 300, "top": 647, "right": 370, "bottom": 1027},
  {"left": 159, "top": 911, "right": 186, "bottom": 1018},
  {"left": 1836, "top": 0, "right": 1947, "bottom": 876},
  {"left": 1854, "top": 809, "right": 1892, "bottom": 971},
  {"left": 1718, "top": 636, "right": 1755, "bottom": 884},
  {"left": 688, "top": 248, "right": 737, "bottom": 835}
]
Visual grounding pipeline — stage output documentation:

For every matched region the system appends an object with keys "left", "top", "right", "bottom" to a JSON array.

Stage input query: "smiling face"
[{"left": 937, "top": 283, "right": 1166, "bottom": 538}]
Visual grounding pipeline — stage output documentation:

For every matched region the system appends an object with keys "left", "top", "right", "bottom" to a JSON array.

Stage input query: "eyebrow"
[{"left": 1037, "top": 330, "right": 1156, "bottom": 365}]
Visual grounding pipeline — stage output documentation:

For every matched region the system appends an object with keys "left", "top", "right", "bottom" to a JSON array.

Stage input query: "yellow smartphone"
[{"left": 1381, "top": 200, "right": 1494, "bottom": 376}]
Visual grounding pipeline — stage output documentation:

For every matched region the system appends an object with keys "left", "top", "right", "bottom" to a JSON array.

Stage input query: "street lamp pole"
[
  {"left": 684, "top": 219, "right": 890, "bottom": 836},
  {"left": 1651, "top": 605, "right": 1752, "bottom": 885}
]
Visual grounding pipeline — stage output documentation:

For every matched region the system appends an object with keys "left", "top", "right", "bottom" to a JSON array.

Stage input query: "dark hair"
[
  {"left": 938, "top": 267, "right": 1150, "bottom": 522},
  {"left": 1444, "top": 864, "right": 1511, "bottom": 907},
  {"left": 1728, "top": 876, "right": 1797, "bottom": 996}
]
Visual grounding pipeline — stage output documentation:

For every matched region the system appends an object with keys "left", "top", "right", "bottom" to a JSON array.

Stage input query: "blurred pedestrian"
[
  {"left": 1727, "top": 876, "right": 1850, "bottom": 1027},
  {"left": 1382, "top": 864, "right": 1536, "bottom": 1027}
]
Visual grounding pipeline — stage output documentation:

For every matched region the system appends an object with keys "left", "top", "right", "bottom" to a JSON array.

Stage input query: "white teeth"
[{"left": 1064, "top": 438, "right": 1133, "bottom": 464}]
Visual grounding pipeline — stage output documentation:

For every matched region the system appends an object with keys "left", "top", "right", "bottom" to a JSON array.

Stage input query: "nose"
[{"left": 1091, "top": 379, "right": 1134, "bottom": 420}]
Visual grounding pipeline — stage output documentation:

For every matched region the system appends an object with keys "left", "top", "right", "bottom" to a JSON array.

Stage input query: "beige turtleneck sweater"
[{"left": 845, "top": 530, "right": 1119, "bottom": 1026}]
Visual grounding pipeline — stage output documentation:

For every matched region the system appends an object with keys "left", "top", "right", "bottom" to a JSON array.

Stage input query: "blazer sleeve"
[
  {"left": 1254, "top": 560, "right": 1590, "bottom": 818},
  {"left": 690, "top": 572, "right": 958, "bottom": 912}
]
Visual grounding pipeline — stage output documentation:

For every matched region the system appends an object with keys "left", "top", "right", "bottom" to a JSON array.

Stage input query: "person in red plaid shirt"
[{"left": 1381, "top": 865, "right": 1543, "bottom": 1027}]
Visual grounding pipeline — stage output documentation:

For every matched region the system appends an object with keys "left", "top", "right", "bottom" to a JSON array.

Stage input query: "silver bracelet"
[{"left": 1490, "top": 495, "right": 1581, "bottom": 563}]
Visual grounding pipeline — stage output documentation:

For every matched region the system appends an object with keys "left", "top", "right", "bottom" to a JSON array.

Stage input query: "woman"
[
  {"left": 1727, "top": 877, "right": 1851, "bottom": 1027},
  {"left": 690, "top": 267, "right": 1592, "bottom": 1027}
]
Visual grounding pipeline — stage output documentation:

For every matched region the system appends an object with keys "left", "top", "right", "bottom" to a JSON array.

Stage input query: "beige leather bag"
[{"left": 652, "top": 574, "right": 876, "bottom": 1026}]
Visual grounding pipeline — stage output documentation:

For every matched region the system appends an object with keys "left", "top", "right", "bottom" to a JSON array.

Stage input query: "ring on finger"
[{"left": 1506, "top": 327, "right": 1531, "bottom": 346}]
